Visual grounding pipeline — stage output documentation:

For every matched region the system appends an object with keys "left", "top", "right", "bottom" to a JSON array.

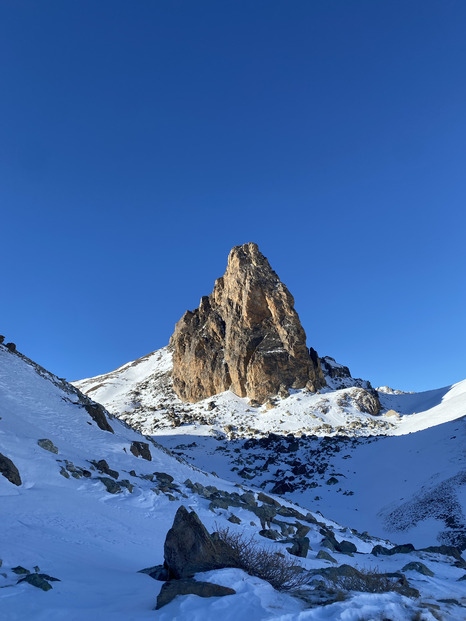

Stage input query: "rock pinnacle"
[{"left": 170, "top": 242, "right": 325, "bottom": 404}]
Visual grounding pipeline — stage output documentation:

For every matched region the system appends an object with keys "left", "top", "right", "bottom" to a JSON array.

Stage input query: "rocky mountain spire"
[{"left": 170, "top": 242, "right": 325, "bottom": 404}]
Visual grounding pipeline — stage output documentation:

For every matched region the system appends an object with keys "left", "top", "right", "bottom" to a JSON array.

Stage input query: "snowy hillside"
[
  {"left": 75, "top": 347, "right": 466, "bottom": 439},
  {"left": 75, "top": 346, "right": 466, "bottom": 553},
  {"left": 2, "top": 344, "right": 466, "bottom": 619}
]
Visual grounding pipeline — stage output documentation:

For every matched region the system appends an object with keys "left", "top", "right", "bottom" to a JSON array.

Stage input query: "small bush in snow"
[{"left": 214, "top": 526, "right": 309, "bottom": 591}]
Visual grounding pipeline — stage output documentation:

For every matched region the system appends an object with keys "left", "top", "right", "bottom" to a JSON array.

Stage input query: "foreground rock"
[
  {"left": 171, "top": 242, "right": 325, "bottom": 404},
  {"left": 164, "top": 506, "right": 235, "bottom": 578},
  {"left": 156, "top": 578, "right": 236, "bottom": 609},
  {"left": 0, "top": 453, "right": 22, "bottom": 486}
]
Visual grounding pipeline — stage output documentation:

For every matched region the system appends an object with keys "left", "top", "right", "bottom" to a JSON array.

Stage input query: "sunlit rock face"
[{"left": 170, "top": 242, "right": 325, "bottom": 404}]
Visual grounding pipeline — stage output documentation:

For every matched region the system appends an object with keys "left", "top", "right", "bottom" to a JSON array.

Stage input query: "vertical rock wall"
[{"left": 170, "top": 242, "right": 325, "bottom": 404}]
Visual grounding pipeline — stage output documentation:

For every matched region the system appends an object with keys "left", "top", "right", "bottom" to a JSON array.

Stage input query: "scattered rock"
[
  {"left": 130, "top": 441, "right": 152, "bottom": 461},
  {"left": 316, "top": 550, "right": 337, "bottom": 563},
  {"left": 371, "top": 543, "right": 415, "bottom": 556},
  {"left": 227, "top": 514, "right": 241, "bottom": 525},
  {"left": 5, "top": 342, "right": 16, "bottom": 353},
  {"left": 0, "top": 453, "right": 22, "bottom": 486},
  {"left": 287, "top": 537, "right": 310, "bottom": 558},
  {"left": 83, "top": 403, "right": 114, "bottom": 433},
  {"left": 37, "top": 439, "right": 58, "bottom": 454},
  {"left": 97, "top": 477, "right": 121, "bottom": 494},
  {"left": 420, "top": 545, "right": 463, "bottom": 561},
  {"left": 92, "top": 459, "right": 119, "bottom": 479},
  {"left": 17, "top": 573, "right": 59, "bottom": 591},
  {"left": 170, "top": 242, "right": 325, "bottom": 405},
  {"left": 156, "top": 578, "right": 236, "bottom": 610},
  {"left": 402, "top": 562, "right": 434, "bottom": 577},
  {"left": 270, "top": 480, "right": 295, "bottom": 495},
  {"left": 163, "top": 506, "right": 235, "bottom": 579},
  {"left": 154, "top": 472, "right": 174, "bottom": 485},
  {"left": 337, "top": 540, "right": 357, "bottom": 556},
  {"left": 12, "top": 566, "right": 30, "bottom": 575}
]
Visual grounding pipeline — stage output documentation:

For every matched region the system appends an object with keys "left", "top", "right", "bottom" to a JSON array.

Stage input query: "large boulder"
[
  {"left": 0, "top": 453, "right": 22, "bottom": 486},
  {"left": 170, "top": 242, "right": 325, "bottom": 405},
  {"left": 163, "top": 506, "right": 234, "bottom": 579}
]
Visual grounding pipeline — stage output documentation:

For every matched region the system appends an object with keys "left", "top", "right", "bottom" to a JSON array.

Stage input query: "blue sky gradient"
[{"left": 1, "top": 1, "right": 465, "bottom": 391}]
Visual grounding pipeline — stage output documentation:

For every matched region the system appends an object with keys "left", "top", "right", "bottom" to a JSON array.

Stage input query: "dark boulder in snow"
[
  {"left": 402, "top": 562, "right": 434, "bottom": 577},
  {"left": 287, "top": 537, "right": 310, "bottom": 558},
  {"left": 92, "top": 459, "right": 119, "bottom": 479},
  {"left": 163, "top": 506, "right": 234, "bottom": 579},
  {"left": 0, "top": 452, "right": 22, "bottom": 486},
  {"left": 83, "top": 403, "right": 114, "bottom": 433},
  {"left": 156, "top": 578, "right": 236, "bottom": 609},
  {"left": 37, "top": 438, "right": 58, "bottom": 454},
  {"left": 130, "top": 441, "right": 152, "bottom": 461}
]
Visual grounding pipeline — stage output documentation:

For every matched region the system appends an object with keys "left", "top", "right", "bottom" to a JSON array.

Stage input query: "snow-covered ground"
[
  {"left": 75, "top": 346, "right": 466, "bottom": 550},
  {"left": 75, "top": 346, "right": 466, "bottom": 439},
  {"left": 3, "top": 344, "right": 466, "bottom": 619}
]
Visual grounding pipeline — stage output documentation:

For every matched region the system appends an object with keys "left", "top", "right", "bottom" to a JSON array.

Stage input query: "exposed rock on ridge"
[{"left": 170, "top": 242, "right": 325, "bottom": 404}]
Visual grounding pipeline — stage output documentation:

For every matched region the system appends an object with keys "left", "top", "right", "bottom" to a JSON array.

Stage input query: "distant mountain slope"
[
  {"left": 75, "top": 346, "right": 466, "bottom": 551},
  {"left": 2, "top": 343, "right": 466, "bottom": 619},
  {"left": 75, "top": 345, "right": 466, "bottom": 439}
]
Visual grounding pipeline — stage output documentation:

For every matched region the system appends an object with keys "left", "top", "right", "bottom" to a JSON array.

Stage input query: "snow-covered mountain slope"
[
  {"left": 3, "top": 343, "right": 466, "bottom": 619},
  {"left": 75, "top": 346, "right": 466, "bottom": 551},
  {"left": 75, "top": 347, "right": 466, "bottom": 439}
]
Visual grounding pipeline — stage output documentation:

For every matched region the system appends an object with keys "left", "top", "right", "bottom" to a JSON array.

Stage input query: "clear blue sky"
[{"left": 1, "top": 1, "right": 465, "bottom": 392}]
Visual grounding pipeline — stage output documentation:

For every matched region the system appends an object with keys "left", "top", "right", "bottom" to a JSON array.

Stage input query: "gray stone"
[
  {"left": 336, "top": 540, "right": 357, "bottom": 555},
  {"left": 92, "top": 459, "right": 119, "bottom": 479},
  {"left": 97, "top": 477, "right": 121, "bottom": 494},
  {"left": 17, "top": 573, "right": 57, "bottom": 591},
  {"left": 0, "top": 453, "right": 22, "bottom": 486},
  {"left": 156, "top": 579, "right": 235, "bottom": 610},
  {"left": 130, "top": 441, "right": 152, "bottom": 461},
  {"left": 316, "top": 550, "right": 337, "bottom": 563},
  {"left": 37, "top": 439, "right": 58, "bottom": 454},
  {"left": 227, "top": 514, "right": 241, "bottom": 524},
  {"left": 402, "top": 562, "right": 434, "bottom": 577}
]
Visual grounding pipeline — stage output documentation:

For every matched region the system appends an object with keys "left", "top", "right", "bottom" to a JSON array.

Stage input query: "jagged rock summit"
[{"left": 170, "top": 242, "right": 325, "bottom": 404}]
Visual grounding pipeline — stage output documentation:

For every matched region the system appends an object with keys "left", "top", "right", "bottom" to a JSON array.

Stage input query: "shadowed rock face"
[{"left": 170, "top": 242, "right": 325, "bottom": 404}]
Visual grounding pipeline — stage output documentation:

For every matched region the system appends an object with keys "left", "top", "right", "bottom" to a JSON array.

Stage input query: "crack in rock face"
[{"left": 170, "top": 242, "right": 325, "bottom": 404}]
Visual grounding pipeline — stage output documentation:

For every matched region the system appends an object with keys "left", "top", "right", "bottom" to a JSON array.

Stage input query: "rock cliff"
[{"left": 170, "top": 242, "right": 325, "bottom": 404}]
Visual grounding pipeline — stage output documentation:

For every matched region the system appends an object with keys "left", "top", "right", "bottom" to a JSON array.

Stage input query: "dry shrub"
[{"left": 214, "top": 525, "right": 309, "bottom": 591}]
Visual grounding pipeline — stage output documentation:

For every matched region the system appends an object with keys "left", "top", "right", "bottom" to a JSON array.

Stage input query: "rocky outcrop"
[
  {"left": 163, "top": 506, "right": 235, "bottom": 579},
  {"left": 170, "top": 242, "right": 325, "bottom": 404},
  {"left": 0, "top": 453, "right": 22, "bottom": 486}
]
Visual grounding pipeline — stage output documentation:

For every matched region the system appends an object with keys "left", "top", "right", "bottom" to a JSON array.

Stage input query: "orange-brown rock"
[{"left": 170, "top": 242, "right": 325, "bottom": 404}]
